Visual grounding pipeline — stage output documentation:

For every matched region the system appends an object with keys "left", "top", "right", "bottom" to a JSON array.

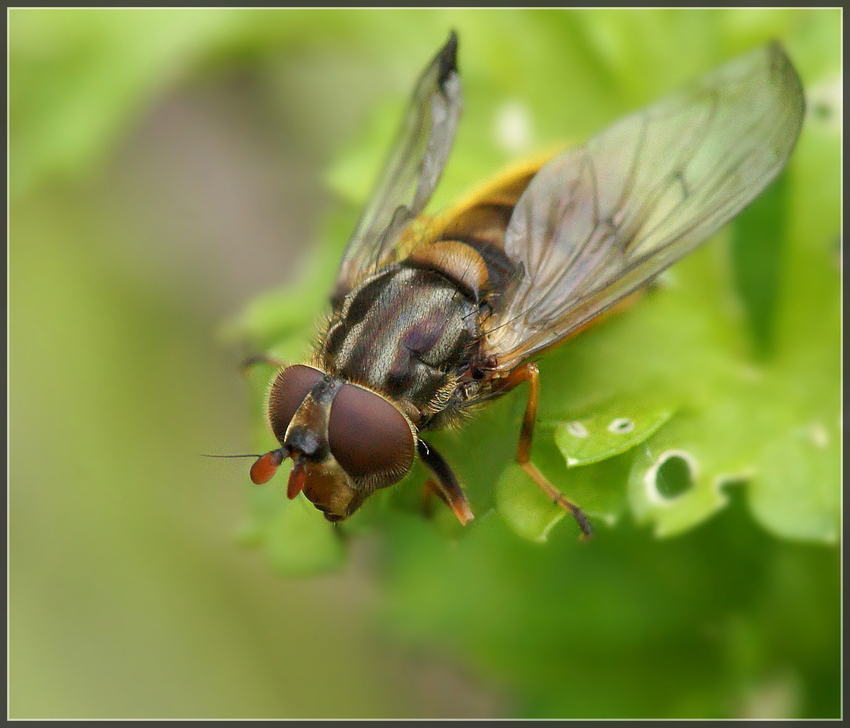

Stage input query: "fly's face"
[
  {"left": 244, "top": 32, "right": 804, "bottom": 534},
  {"left": 250, "top": 365, "right": 416, "bottom": 521}
]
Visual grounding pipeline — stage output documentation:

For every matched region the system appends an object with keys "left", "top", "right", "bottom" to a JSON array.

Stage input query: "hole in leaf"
[
  {"left": 655, "top": 454, "right": 694, "bottom": 499},
  {"left": 607, "top": 417, "right": 634, "bottom": 434}
]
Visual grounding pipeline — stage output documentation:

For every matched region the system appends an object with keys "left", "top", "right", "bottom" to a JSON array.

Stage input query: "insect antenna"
[
  {"left": 200, "top": 453, "right": 264, "bottom": 459},
  {"left": 203, "top": 450, "right": 290, "bottom": 486}
]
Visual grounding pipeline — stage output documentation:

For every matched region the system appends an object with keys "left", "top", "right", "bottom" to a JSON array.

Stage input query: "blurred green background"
[{"left": 10, "top": 8, "right": 840, "bottom": 719}]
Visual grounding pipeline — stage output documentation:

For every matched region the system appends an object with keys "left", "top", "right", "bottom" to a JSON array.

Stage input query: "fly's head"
[{"left": 250, "top": 365, "right": 417, "bottom": 522}]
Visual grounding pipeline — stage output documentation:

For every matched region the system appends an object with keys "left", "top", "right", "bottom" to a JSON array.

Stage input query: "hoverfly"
[{"left": 247, "top": 32, "right": 804, "bottom": 537}]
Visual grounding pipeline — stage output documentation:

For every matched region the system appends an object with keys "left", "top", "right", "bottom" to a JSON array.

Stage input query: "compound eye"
[
  {"left": 267, "top": 365, "right": 323, "bottom": 443},
  {"left": 329, "top": 384, "right": 415, "bottom": 484}
]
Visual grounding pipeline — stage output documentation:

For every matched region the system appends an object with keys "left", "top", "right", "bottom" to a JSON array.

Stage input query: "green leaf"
[
  {"left": 751, "top": 420, "right": 840, "bottom": 543},
  {"left": 627, "top": 411, "right": 755, "bottom": 538},
  {"left": 496, "top": 451, "right": 634, "bottom": 542},
  {"left": 552, "top": 398, "right": 675, "bottom": 467}
]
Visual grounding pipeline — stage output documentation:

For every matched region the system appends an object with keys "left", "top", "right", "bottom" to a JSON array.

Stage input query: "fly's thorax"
[{"left": 319, "top": 264, "right": 483, "bottom": 424}]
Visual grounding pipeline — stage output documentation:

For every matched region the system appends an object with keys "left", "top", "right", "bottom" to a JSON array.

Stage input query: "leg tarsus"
[{"left": 520, "top": 461, "right": 593, "bottom": 539}]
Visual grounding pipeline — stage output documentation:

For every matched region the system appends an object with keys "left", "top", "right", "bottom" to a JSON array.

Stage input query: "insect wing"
[
  {"left": 489, "top": 43, "right": 805, "bottom": 369},
  {"left": 333, "top": 32, "right": 462, "bottom": 304}
]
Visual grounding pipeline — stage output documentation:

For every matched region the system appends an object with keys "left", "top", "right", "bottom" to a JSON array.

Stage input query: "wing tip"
[{"left": 437, "top": 30, "right": 459, "bottom": 84}]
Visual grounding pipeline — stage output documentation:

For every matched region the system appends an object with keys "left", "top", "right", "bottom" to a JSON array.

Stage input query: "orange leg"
[{"left": 499, "top": 363, "right": 593, "bottom": 539}]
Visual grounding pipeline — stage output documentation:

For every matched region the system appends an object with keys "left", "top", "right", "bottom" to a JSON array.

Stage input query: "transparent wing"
[
  {"left": 489, "top": 43, "right": 805, "bottom": 370},
  {"left": 332, "top": 32, "right": 462, "bottom": 305}
]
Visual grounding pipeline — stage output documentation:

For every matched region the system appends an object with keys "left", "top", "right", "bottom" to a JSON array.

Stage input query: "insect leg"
[
  {"left": 499, "top": 363, "right": 593, "bottom": 539},
  {"left": 240, "top": 352, "right": 289, "bottom": 375},
  {"left": 417, "top": 440, "right": 475, "bottom": 525}
]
